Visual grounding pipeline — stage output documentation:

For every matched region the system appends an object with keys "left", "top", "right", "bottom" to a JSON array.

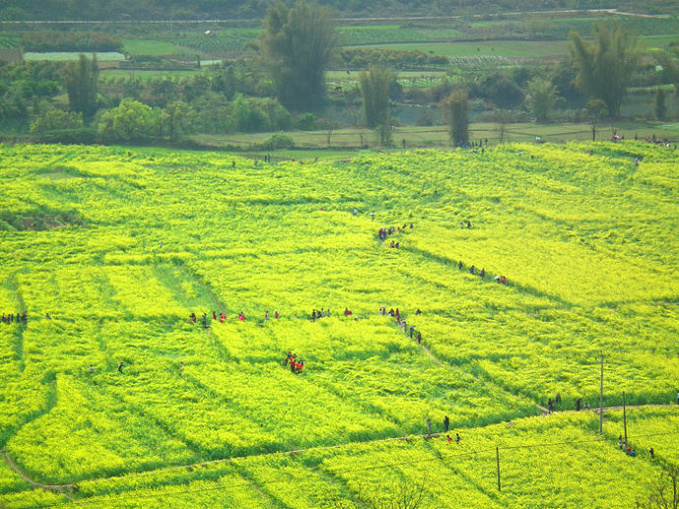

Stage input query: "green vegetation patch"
[{"left": 0, "top": 142, "right": 676, "bottom": 507}]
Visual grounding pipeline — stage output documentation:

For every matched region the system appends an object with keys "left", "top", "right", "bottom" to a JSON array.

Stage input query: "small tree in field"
[
  {"left": 656, "top": 51, "right": 679, "bottom": 119},
  {"left": 525, "top": 77, "right": 560, "bottom": 122},
  {"left": 443, "top": 88, "right": 469, "bottom": 147},
  {"left": 655, "top": 88, "right": 668, "bottom": 121},
  {"left": 586, "top": 99, "right": 608, "bottom": 141},
  {"left": 637, "top": 465, "right": 678, "bottom": 509},
  {"left": 359, "top": 65, "right": 393, "bottom": 128}
]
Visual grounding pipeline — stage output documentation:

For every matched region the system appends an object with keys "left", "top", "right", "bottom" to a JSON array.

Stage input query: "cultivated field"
[{"left": 0, "top": 142, "right": 677, "bottom": 507}]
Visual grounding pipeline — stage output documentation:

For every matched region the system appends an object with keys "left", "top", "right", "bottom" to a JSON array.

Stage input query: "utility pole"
[
  {"left": 623, "top": 391, "right": 628, "bottom": 446},
  {"left": 599, "top": 353, "right": 604, "bottom": 435},
  {"left": 496, "top": 446, "right": 501, "bottom": 492}
]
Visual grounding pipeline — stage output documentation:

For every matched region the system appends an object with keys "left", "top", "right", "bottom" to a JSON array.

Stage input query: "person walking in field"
[
  {"left": 444, "top": 415, "right": 450, "bottom": 432},
  {"left": 117, "top": 362, "right": 123, "bottom": 373},
  {"left": 426, "top": 418, "right": 432, "bottom": 436},
  {"left": 547, "top": 398, "right": 554, "bottom": 413}
]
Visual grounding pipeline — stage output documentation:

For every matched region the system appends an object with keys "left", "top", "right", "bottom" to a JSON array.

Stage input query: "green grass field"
[
  {"left": 22, "top": 52, "right": 126, "bottom": 62},
  {"left": 0, "top": 141, "right": 677, "bottom": 507},
  {"left": 186, "top": 122, "right": 679, "bottom": 152},
  {"left": 347, "top": 40, "right": 570, "bottom": 59}
]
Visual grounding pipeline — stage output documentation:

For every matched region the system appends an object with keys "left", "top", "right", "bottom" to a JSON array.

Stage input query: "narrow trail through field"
[
  {"left": 1, "top": 450, "right": 75, "bottom": 499},
  {"left": 3, "top": 403, "right": 674, "bottom": 500}
]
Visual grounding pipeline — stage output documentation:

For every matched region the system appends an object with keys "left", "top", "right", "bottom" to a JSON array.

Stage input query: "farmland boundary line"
[
  {"left": 15, "top": 425, "right": 679, "bottom": 509},
  {"left": 1, "top": 450, "right": 75, "bottom": 499}
]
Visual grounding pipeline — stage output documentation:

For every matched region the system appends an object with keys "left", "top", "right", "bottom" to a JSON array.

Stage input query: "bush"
[
  {"left": 256, "top": 133, "right": 295, "bottom": 151},
  {"left": 296, "top": 113, "right": 316, "bottom": 130}
]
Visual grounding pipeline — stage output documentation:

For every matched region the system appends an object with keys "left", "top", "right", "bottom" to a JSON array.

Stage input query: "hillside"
[{"left": 0, "top": 142, "right": 678, "bottom": 507}]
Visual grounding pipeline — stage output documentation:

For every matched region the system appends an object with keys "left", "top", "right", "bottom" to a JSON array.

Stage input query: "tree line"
[
  {"left": 1, "top": 0, "right": 662, "bottom": 22},
  {"left": 2, "top": 0, "right": 678, "bottom": 147}
]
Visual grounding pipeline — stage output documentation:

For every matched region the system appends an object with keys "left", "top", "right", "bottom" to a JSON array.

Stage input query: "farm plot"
[{"left": 0, "top": 142, "right": 677, "bottom": 507}]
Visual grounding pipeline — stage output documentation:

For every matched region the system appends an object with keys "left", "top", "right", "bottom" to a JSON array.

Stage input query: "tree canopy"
[
  {"left": 443, "top": 88, "right": 469, "bottom": 147},
  {"left": 359, "top": 66, "right": 393, "bottom": 129},
  {"left": 63, "top": 54, "right": 99, "bottom": 118},
  {"left": 569, "top": 21, "right": 639, "bottom": 118},
  {"left": 259, "top": 0, "right": 337, "bottom": 111}
]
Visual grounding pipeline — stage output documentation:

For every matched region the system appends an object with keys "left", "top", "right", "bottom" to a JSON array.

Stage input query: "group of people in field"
[
  {"left": 311, "top": 309, "right": 329, "bottom": 320},
  {"left": 2, "top": 312, "right": 27, "bottom": 323},
  {"left": 190, "top": 310, "right": 284, "bottom": 326},
  {"left": 378, "top": 222, "right": 414, "bottom": 245},
  {"left": 457, "top": 260, "right": 507, "bottom": 285},
  {"left": 283, "top": 352, "right": 305, "bottom": 374}
]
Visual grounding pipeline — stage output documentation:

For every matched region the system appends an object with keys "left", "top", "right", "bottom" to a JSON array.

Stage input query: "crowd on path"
[
  {"left": 2, "top": 312, "right": 28, "bottom": 324},
  {"left": 457, "top": 259, "right": 507, "bottom": 285},
  {"left": 378, "top": 222, "right": 414, "bottom": 247}
]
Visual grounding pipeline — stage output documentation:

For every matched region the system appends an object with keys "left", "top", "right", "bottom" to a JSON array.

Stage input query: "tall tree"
[
  {"left": 525, "top": 77, "right": 560, "bottom": 122},
  {"left": 569, "top": 21, "right": 638, "bottom": 118},
  {"left": 259, "top": 0, "right": 337, "bottom": 111},
  {"left": 63, "top": 53, "right": 99, "bottom": 118},
  {"left": 359, "top": 65, "right": 393, "bottom": 128},
  {"left": 443, "top": 89, "right": 469, "bottom": 147},
  {"left": 656, "top": 51, "right": 679, "bottom": 120}
]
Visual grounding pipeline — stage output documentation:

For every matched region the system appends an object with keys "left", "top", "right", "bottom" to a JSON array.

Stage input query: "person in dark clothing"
[
  {"left": 547, "top": 398, "right": 554, "bottom": 413},
  {"left": 444, "top": 415, "right": 450, "bottom": 432},
  {"left": 575, "top": 398, "right": 581, "bottom": 411},
  {"left": 118, "top": 362, "right": 123, "bottom": 373}
]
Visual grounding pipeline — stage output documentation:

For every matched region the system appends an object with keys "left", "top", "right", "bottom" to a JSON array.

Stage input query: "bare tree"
[
  {"left": 385, "top": 476, "right": 426, "bottom": 509},
  {"left": 638, "top": 465, "right": 679, "bottom": 509}
]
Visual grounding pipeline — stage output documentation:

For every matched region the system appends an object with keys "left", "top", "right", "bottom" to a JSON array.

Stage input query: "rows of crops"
[{"left": 0, "top": 142, "right": 677, "bottom": 507}]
